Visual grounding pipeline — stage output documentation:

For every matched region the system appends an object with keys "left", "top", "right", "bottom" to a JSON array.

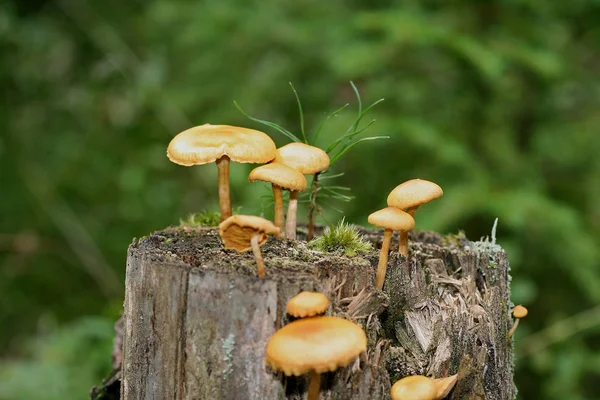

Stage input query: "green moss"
[
  {"left": 308, "top": 219, "right": 372, "bottom": 256},
  {"left": 179, "top": 210, "right": 221, "bottom": 228}
]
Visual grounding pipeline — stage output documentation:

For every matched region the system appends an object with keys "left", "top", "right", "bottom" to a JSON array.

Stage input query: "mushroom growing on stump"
[
  {"left": 387, "top": 179, "right": 443, "bottom": 255},
  {"left": 286, "top": 291, "right": 329, "bottom": 318},
  {"left": 508, "top": 305, "right": 528, "bottom": 339},
  {"left": 248, "top": 163, "right": 307, "bottom": 239},
  {"left": 266, "top": 316, "right": 366, "bottom": 400},
  {"left": 275, "top": 143, "right": 330, "bottom": 241},
  {"left": 391, "top": 375, "right": 458, "bottom": 400},
  {"left": 167, "top": 124, "right": 276, "bottom": 221},
  {"left": 368, "top": 207, "right": 415, "bottom": 290},
  {"left": 218, "top": 214, "right": 280, "bottom": 278}
]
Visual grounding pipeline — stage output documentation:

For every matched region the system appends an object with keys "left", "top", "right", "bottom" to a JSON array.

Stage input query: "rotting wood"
[{"left": 111, "top": 227, "right": 516, "bottom": 400}]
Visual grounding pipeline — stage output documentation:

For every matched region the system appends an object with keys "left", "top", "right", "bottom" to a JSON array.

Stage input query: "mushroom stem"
[
  {"left": 250, "top": 234, "right": 266, "bottom": 278},
  {"left": 286, "top": 191, "right": 299, "bottom": 240},
  {"left": 398, "top": 205, "right": 419, "bottom": 256},
  {"left": 307, "top": 172, "right": 320, "bottom": 241},
  {"left": 508, "top": 319, "right": 520, "bottom": 339},
  {"left": 307, "top": 370, "right": 321, "bottom": 400},
  {"left": 375, "top": 229, "right": 393, "bottom": 290},
  {"left": 216, "top": 156, "right": 231, "bottom": 221},
  {"left": 272, "top": 185, "right": 284, "bottom": 238}
]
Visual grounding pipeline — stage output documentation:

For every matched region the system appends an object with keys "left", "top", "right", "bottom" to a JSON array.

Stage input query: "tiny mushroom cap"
[
  {"left": 387, "top": 179, "right": 444, "bottom": 210},
  {"left": 391, "top": 376, "right": 438, "bottom": 400},
  {"left": 286, "top": 291, "right": 330, "bottom": 318},
  {"left": 266, "top": 316, "right": 367, "bottom": 376},
  {"left": 275, "top": 142, "right": 330, "bottom": 174},
  {"left": 248, "top": 163, "right": 307, "bottom": 192},
  {"left": 219, "top": 215, "right": 280, "bottom": 252},
  {"left": 368, "top": 207, "right": 416, "bottom": 231},
  {"left": 513, "top": 305, "right": 528, "bottom": 319},
  {"left": 167, "top": 124, "right": 276, "bottom": 166}
]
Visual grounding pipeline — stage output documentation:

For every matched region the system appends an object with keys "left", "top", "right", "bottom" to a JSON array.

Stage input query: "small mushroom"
[
  {"left": 167, "top": 124, "right": 276, "bottom": 221},
  {"left": 508, "top": 305, "right": 528, "bottom": 339},
  {"left": 248, "top": 163, "right": 307, "bottom": 239},
  {"left": 266, "top": 316, "right": 366, "bottom": 400},
  {"left": 218, "top": 215, "right": 280, "bottom": 278},
  {"left": 391, "top": 375, "right": 458, "bottom": 400},
  {"left": 275, "top": 143, "right": 330, "bottom": 241},
  {"left": 286, "top": 291, "right": 329, "bottom": 318},
  {"left": 387, "top": 179, "right": 443, "bottom": 255},
  {"left": 368, "top": 207, "right": 415, "bottom": 290}
]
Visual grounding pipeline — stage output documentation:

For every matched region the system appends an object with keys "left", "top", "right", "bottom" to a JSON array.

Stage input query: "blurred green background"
[{"left": 2, "top": 0, "right": 600, "bottom": 398}]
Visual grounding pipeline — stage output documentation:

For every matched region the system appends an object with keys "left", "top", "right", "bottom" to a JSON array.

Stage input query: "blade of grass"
[
  {"left": 330, "top": 136, "right": 390, "bottom": 165},
  {"left": 312, "top": 103, "right": 349, "bottom": 146},
  {"left": 325, "top": 119, "right": 377, "bottom": 153},
  {"left": 234, "top": 101, "right": 302, "bottom": 142},
  {"left": 289, "top": 82, "right": 308, "bottom": 143}
]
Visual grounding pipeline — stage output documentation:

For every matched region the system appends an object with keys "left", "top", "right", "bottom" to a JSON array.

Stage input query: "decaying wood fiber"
[{"left": 118, "top": 227, "right": 516, "bottom": 400}]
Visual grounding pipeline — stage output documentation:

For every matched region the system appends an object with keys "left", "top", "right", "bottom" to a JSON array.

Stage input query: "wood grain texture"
[{"left": 119, "top": 228, "right": 516, "bottom": 400}]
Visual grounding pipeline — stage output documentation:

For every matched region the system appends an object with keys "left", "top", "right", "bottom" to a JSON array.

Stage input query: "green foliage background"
[{"left": 2, "top": 0, "right": 600, "bottom": 398}]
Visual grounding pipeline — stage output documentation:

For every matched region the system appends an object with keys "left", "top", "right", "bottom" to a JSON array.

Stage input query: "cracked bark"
[{"left": 118, "top": 227, "right": 516, "bottom": 400}]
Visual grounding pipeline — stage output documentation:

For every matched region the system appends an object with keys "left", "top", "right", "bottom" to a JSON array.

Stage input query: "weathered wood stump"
[{"left": 120, "top": 226, "right": 515, "bottom": 399}]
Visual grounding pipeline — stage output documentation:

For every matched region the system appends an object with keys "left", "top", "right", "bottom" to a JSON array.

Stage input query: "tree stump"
[{"left": 120, "top": 226, "right": 516, "bottom": 399}]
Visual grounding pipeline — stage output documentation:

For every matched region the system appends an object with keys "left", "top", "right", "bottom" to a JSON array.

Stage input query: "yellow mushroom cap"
[
  {"left": 387, "top": 179, "right": 443, "bottom": 210},
  {"left": 391, "top": 376, "right": 437, "bottom": 400},
  {"left": 248, "top": 163, "right": 307, "bottom": 192},
  {"left": 286, "top": 291, "right": 329, "bottom": 318},
  {"left": 265, "top": 316, "right": 367, "bottom": 376},
  {"left": 275, "top": 143, "right": 330, "bottom": 174},
  {"left": 368, "top": 207, "right": 415, "bottom": 231},
  {"left": 513, "top": 305, "right": 528, "bottom": 319},
  {"left": 218, "top": 215, "right": 280, "bottom": 252},
  {"left": 167, "top": 124, "right": 276, "bottom": 166}
]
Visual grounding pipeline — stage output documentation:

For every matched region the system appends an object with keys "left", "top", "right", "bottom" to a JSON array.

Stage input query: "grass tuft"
[
  {"left": 179, "top": 210, "right": 221, "bottom": 228},
  {"left": 308, "top": 219, "right": 372, "bottom": 256}
]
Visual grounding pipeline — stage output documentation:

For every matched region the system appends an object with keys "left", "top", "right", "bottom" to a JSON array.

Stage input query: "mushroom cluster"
[
  {"left": 266, "top": 293, "right": 366, "bottom": 400},
  {"left": 369, "top": 179, "right": 443, "bottom": 289},
  {"left": 167, "top": 120, "right": 526, "bottom": 398}
]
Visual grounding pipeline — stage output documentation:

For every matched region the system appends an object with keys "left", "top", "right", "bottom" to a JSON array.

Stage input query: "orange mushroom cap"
[
  {"left": 219, "top": 215, "right": 279, "bottom": 252},
  {"left": 391, "top": 376, "right": 437, "bottom": 400},
  {"left": 368, "top": 207, "right": 415, "bottom": 231},
  {"left": 167, "top": 124, "right": 276, "bottom": 166},
  {"left": 248, "top": 163, "right": 307, "bottom": 192},
  {"left": 286, "top": 291, "right": 329, "bottom": 318},
  {"left": 274, "top": 142, "right": 330, "bottom": 175},
  {"left": 387, "top": 179, "right": 443, "bottom": 210},
  {"left": 266, "top": 316, "right": 366, "bottom": 376},
  {"left": 513, "top": 305, "right": 528, "bottom": 319}
]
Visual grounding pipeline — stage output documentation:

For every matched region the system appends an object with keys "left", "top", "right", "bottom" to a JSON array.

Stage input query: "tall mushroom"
[
  {"left": 167, "top": 124, "right": 276, "bottom": 221},
  {"left": 387, "top": 179, "right": 443, "bottom": 255},
  {"left": 508, "top": 305, "right": 528, "bottom": 339},
  {"left": 368, "top": 207, "right": 415, "bottom": 290},
  {"left": 266, "top": 316, "right": 366, "bottom": 400},
  {"left": 248, "top": 163, "right": 307, "bottom": 239},
  {"left": 275, "top": 143, "right": 330, "bottom": 240},
  {"left": 218, "top": 214, "right": 280, "bottom": 278}
]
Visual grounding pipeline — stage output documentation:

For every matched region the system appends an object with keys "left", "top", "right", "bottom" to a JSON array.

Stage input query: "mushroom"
[
  {"left": 266, "top": 316, "right": 366, "bottom": 400},
  {"left": 368, "top": 207, "right": 415, "bottom": 290},
  {"left": 218, "top": 214, "right": 280, "bottom": 278},
  {"left": 248, "top": 163, "right": 307, "bottom": 239},
  {"left": 167, "top": 124, "right": 276, "bottom": 221},
  {"left": 286, "top": 291, "right": 329, "bottom": 318},
  {"left": 387, "top": 179, "right": 443, "bottom": 255},
  {"left": 508, "top": 305, "right": 528, "bottom": 339},
  {"left": 275, "top": 143, "right": 330, "bottom": 240},
  {"left": 391, "top": 375, "right": 458, "bottom": 400}
]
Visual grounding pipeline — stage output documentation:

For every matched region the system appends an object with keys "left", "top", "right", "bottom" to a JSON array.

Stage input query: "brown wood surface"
[{"left": 119, "top": 227, "right": 516, "bottom": 400}]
